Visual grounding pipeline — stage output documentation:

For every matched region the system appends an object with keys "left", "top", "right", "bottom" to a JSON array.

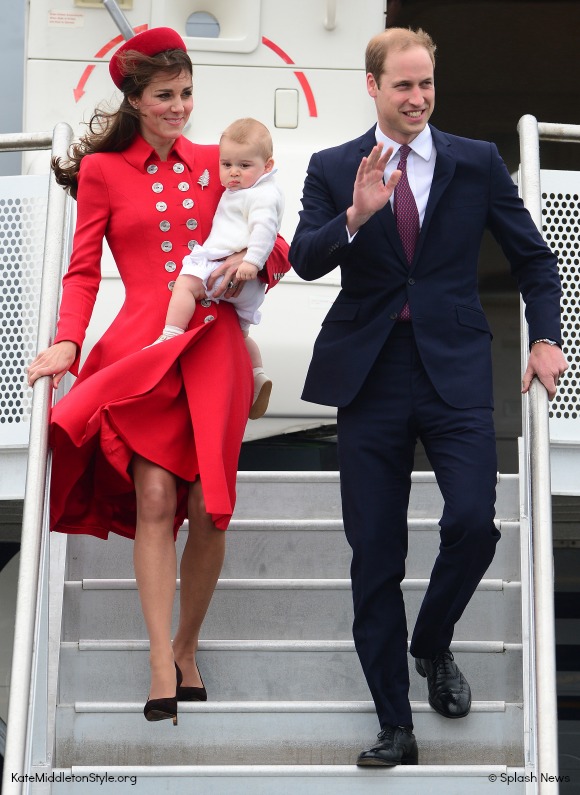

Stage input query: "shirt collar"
[
  {"left": 374, "top": 123, "right": 433, "bottom": 163},
  {"left": 225, "top": 168, "right": 278, "bottom": 194},
  {"left": 121, "top": 133, "right": 195, "bottom": 171}
]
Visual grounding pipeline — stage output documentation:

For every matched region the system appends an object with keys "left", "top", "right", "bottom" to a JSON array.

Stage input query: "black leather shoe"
[
  {"left": 356, "top": 725, "right": 418, "bottom": 766},
  {"left": 143, "top": 662, "right": 182, "bottom": 726},
  {"left": 176, "top": 662, "right": 207, "bottom": 702},
  {"left": 415, "top": 649, "right": 471, "bottom": 718}
]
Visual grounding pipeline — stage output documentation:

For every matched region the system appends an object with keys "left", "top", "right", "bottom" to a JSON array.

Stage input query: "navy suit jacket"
[{"left": 289, "top": 125, "right": 562, "bottom": 409}]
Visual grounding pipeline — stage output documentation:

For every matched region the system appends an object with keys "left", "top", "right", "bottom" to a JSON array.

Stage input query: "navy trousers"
[{"left": 337, "top": 323, "right": 501, "bottom": 729}]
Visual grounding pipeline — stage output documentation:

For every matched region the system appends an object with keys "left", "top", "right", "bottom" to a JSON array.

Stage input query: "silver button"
[
  {"left": 159, "top": 220, "right": 171, "bottom": 232},
  {"left": 188, "top": 240, "right": 199, "bottom": 250},
  {"left": 178, "top": 182, "right": 190, "bottom": 192},
  {"left": 204, "top": 315, "right": 215, "bottom": 323},
  {"left": 165, "top": 261, "right": 177, "bottom": 273},
  {"left": 147, "top": 164, "right": 159, "bottom": 174},
  {"left": 186, "top": 218, "right": 198, "bottom": 230},
  {"left": 161, "top": 241, "right": 173, "bottom": 252},
  {"left": 156, "top": 201, "right": 167, "bottom": 212},
  {"left": 152, "top": 182, "right": 164, "bottom": 193},
  {"left": 201, "top": 298, "right": 212, "bottom": 307},
  {"left": 168, "top": 280, "right": 176, "bottom": 291},
  {"left": 183, "top": 198, "right": 194, "bottom": 209},
  {"left": 173, "top": 163, "right": 185, "bottom": 173}
]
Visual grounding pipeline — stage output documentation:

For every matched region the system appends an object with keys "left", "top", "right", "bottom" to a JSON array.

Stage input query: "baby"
[{"left": 153, "top": 117, "right": 284, "bottom": 419}]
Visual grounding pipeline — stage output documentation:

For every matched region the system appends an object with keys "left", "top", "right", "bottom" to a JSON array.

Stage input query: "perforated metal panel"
[
  {"left": 539, "top": 171, "right": 580, "bottom": 446},
  {"left": 0, "top": 175, "right": 49, "bottom": 446}
]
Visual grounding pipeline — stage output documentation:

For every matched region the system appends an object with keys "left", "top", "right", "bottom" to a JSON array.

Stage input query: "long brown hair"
[{"left": 52, "top": 48, "right": 192, "bottom": 198}]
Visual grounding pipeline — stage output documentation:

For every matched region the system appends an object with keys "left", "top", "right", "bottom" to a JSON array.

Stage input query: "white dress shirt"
[
  {"left": 346, "top": 124, "right": 437, "bottom": 242},
  {"left": 375, "top": 123, "right": 437, "bottom": 226}
]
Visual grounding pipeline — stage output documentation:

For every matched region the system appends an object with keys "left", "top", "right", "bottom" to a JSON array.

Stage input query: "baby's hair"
[{"left": 220, "top": 118, "right": 273, "bottom": 161}]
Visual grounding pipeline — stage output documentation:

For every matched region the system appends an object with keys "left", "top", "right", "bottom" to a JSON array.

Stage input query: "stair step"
[
  {"left": 58, "top": 640, "right": 523, "bottom": 702},
  {"left": 61, "top": 579, "right": 523, "bottom": 641},
  {"left": 233, "top": 471, "right": 519, "bottom": 520},
  {"left": 66, "top": 519, "right": 521, "bottom": 581},
  {"left": 50, "top": 468, "right": 527, "bottom": 787},
  {"left": 50, "top": 766, "right": 528, "bottom": 795},
  {"left": 55, "top": 701, "right": 524, "bottom": 767}
]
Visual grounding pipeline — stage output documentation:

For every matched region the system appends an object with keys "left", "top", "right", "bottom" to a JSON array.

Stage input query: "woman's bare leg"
[
  {"left": 133, "top": 454, "right": 178, "bottom": 700},
  {"left": 172, "top": 478, "right": 226, "bottom": 687}
]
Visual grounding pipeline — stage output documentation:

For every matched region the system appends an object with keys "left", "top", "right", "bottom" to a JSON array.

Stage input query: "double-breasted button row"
[
  {"left": 152, "top": 180, "right": 191, "bottom": 193},
  {"left": 150, "top": 162, "right": 185, "bottom": 173},
  {"left": 147, "top": 161, "right": 200, "bottom": 291}
]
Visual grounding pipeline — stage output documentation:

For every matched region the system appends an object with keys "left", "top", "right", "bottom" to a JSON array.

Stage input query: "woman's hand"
[
  {"left": 206, "top": 250, "right": 247, "bottom": 298},
  {"left": 27, "top": 340, "right": 77, "bottom": 388}
]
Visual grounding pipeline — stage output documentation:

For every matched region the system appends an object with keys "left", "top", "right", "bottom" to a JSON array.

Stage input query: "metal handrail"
[
  {"left": 517, "top": 114, "right": 575, "bottom": 793},
  {"left": 1, "top": 122, "right": 73, "bottom": 795},
  {"left": 0, "top": 132, "right": 53, "bottom": 152}
]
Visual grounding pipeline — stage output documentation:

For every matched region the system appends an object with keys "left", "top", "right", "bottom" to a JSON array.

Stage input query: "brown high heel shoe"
[
  {"left": 143, "top": 662, "right": 183, "bottom": 725},
  {"left": 176, "top": 662, "right": 207, "bottom": 702}
]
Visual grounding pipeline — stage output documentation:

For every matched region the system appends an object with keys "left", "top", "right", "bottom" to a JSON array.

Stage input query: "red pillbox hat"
[{"left": 109, "top": 27, "right": 187, "bottom": 89}]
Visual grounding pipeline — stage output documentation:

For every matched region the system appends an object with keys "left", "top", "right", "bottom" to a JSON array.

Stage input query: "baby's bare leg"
[
  {"left": 166, "top": 274, "right": 206, "bottom": 330},
  {"left": 244, "top": 331, "right": 263, "bottom": 369},
  {"left": 244, "top": 331, "right": 272, "bottom": 420}
]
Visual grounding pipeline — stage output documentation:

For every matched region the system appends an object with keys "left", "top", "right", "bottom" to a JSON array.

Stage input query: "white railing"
[
  {"left": 1, "top": 123, "right": 73, "bottom": 795},
  {"left": 517, "top": 114, "right": 580, "bottom": 793}
]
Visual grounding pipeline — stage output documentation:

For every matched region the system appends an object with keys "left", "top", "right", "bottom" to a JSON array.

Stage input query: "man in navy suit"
[{"left": 289, "top": 27, "right": 567, "bottom": 766}]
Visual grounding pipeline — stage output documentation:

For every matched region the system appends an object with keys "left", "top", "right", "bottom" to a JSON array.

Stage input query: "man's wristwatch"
[{"left": 530, "top": 338, "right": 561, "bottom": 349}]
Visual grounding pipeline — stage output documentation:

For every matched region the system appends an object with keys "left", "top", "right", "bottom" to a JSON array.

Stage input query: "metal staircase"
[{"left": 46, "top": 470, "right": 525, "bottom": 793}]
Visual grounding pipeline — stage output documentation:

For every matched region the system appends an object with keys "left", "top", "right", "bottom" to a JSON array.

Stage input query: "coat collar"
[{"left": 121, "top": 133, "right": 195, "bottom": 172}]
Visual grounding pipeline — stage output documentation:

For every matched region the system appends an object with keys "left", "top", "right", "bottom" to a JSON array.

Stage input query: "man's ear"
[{"left": 367, "top": 72, "right": 379, "bottom": 98}]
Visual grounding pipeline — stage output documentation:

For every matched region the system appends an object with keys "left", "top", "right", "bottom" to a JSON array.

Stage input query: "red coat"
[{"left": 50, "top": 134, "right": 290, "bottom": 540}]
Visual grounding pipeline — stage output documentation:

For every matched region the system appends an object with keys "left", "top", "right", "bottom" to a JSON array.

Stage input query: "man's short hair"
[{"left": 365, "top": 28, "right": 436, "bottom": 87}]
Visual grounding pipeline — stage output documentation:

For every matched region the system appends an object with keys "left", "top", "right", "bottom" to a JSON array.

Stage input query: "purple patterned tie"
[{"left": 394, "top": 144, "right": 419, "bottom": 321}]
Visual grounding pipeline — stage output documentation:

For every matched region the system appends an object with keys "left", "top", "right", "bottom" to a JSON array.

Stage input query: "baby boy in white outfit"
[{"left": 153, "top": 117, "right": 284, "bottom": 419}]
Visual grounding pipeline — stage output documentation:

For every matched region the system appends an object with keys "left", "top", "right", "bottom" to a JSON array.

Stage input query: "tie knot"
[{"left": 398, "top": 145, "right": 411, "bottom": 165}]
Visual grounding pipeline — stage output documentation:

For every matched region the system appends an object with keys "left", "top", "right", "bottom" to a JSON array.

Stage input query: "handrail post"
[
  {"left": 517, "top": 114, "right": 560, "bottom": 792},
  {"left": 529, "top": 379, "right": 559, "bottom": 787},
  {"left": 1, "top": 122, "right": 73, "bottom": 795}
]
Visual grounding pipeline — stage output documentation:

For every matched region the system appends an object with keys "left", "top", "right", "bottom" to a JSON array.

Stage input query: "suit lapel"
[
  {"left": 355, "top": 129, "right": 409, "bottom": 267},
  {"left": 412, "top": 126, "right": 455, "bottom": 266},
  {"left": 353, "top": 126, "right": 456, "bottom": 269}
]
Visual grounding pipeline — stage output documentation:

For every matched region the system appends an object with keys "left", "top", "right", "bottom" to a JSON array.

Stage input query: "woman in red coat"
[{"left": 27, "top": 28, "right": 289, "bottom": 725}]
